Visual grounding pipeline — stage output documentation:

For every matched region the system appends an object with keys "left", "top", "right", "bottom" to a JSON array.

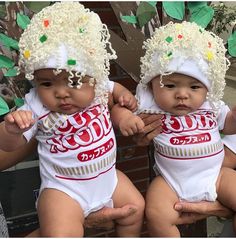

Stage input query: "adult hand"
[
  {"left": 133, "top": 113, "right": 162, "bottom": 146},
  {"left": 26, "top": 204, "right": 137, "bottom": 236},
  {"left": 84, "top": 204, "right": 137, "bottom": 229},
  {"left": 174, "top": 200, "right": 233, "bottom": 225}
]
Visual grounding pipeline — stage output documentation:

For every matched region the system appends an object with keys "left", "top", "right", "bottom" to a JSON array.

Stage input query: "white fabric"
[
  {"left": 21, "top": 81, "right": 118, "bottom": 217},
  {"left": 222, "top": 134, "right": 236, "bottom": 154},
  {"left": 35, "top": 43, "right": 95, "bottom": 79},
  {"left": 136, "top": 84, "right": 230, "bottom": 202},
  {"left": 143, "top": 54, "right": 210, "bottom": 90}
]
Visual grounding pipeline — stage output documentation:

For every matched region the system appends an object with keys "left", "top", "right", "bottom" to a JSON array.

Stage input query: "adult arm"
[
  {"left": 0, "top": 138, "right": 37, "bottom": 171},
  {"left": 133, "top": 113, "right": 163, "bottom": 146},
  {"left": 174, "top": 200, "right": 233, "bottom": 225}
]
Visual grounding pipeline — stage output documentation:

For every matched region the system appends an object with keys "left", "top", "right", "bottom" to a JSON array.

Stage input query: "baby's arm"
[
  {"left": 111, "top": 104, "right": 145, "bottom": 136},
  {"left": 112, "top": 82, "right": 137, "bottom": 112},
  {"left": 0, "top": 110, "right": 35, "bottom": 151}
]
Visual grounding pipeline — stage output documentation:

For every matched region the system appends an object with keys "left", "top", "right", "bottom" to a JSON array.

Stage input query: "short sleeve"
[
  {"left": 217, "top": 101, "right": 230, "bottom": 131},
  {"left": 222, "top": 134, "right": 236, "bottom": 154},
  {"left": 107, "top": 80, "right": 114, "bottom": 93},
  {"left": 18, "top": 88, "right": 47, "bottom": 142}
]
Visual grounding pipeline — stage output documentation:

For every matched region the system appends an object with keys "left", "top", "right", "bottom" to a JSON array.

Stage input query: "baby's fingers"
[{"left": 7, "top": 110, "right": 34, "bottom": 129}]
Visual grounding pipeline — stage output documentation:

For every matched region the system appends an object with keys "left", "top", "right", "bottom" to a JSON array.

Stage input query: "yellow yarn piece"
[
  {"left": 23, "top": 50, "right": 31, "bottom": 59},
  {"left": 206, "top": 51, "right": 214, "bottom": 61}
]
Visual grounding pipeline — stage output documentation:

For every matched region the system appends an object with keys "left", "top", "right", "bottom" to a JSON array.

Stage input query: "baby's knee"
[{"left": 116, "top": 198, "right": 145, "bottom": 226}]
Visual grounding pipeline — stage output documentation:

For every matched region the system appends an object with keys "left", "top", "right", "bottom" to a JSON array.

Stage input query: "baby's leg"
[
  {"left": 112, "top": 169, "right": 145, "bottom": 237},
  {"left": 146, "top": 176, "right": 180, "bottom": 237},
  {"left": 37, "top": 188, "right": 85, "bottom": 237},
  {"left": 216, "top": 167, "right": 236, "bottom": 233}
]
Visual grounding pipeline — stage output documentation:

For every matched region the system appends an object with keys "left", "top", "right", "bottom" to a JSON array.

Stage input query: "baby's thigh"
[
  {"left": 146, "top": 176, "right": 180, "bottom": 224},
  {"left": 112, "top": 169, "right": 145, "bottom": 210},
  {"left": 217, "top": 167, "right": 236, "bottom": 211},
  {"left": 37, "top": 188, "right": 84, "bottom": 237}
]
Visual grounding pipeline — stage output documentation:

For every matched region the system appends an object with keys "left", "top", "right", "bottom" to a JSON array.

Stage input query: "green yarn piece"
[
  {"left": 165, "top": 36, "right": 173, "bottom": 43},
  {"left": 39, "top": 35, "right": 47, "bottom": 43},
  {"left": 67, "top": 59, "right": 76, "bottom": 65}
]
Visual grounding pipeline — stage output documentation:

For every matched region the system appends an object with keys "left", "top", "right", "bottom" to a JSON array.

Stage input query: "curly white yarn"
[
  {"left": 18, "top": 2, "right": 117, "bottom": 105},
  {"left": 140, "top": 21, "right": 230, "bottom": 111}
]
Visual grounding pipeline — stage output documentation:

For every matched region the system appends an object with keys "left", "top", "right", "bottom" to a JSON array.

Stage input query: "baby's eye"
[
  {"left": 191, "top": 85, "right": 201, "bottom": 90},
  {"left": 164, "top": 84, "right": 175, "bottom": 88},
  {"left": 40, "top": 82, "right": 52, "bottom": 87}
]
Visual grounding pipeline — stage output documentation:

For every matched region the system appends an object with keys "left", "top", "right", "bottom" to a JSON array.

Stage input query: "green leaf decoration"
[
  {"left": 0, "top": 33, "right": 19, "bottom": 51},
  {"left": 148, "top": 1, "right": 157, "bottom": 7},
  {"left": 187, "top": 2, "right": 208, "bottom": 14},
  {"left": 163, "top": 1, "right": 185, "bottom": 20},
  {"left": 16, "top": 13, "right": 31, "bottom": 30},
  {"left": 0, "top": 4, "right": 6, "bottom": 19},
  {"left": 14, "top": 97, "right": 24, "bottom": 108},
  {"left": 4, "top": 67, "right": 18, "bottom": 77},
  {"left": 190, "top": 5, "right": 214, "bottom": 28},
  {"left": 0, "top": 97, "right": 9, "bottom": 116},
  {"left": 24, "top": 2, "right": 51, "bottom": 13},
  {"left": 121, "top": 15, "right": 138, "bottom": 24},
  {"left": 0, "top": 55, "right": 14, "bottom": 69},
  {"left": 228, "top": 31, "right": 236, "bottom": 57},
  {"left": 137, "top": 2, "right": 157, "bottom": 28}
]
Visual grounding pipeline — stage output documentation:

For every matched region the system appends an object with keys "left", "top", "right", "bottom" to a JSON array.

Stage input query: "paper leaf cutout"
[
  {"left": 0, "top": 33, "right": 19, "bottom": 51},
  {"left": 228, "top": 31, "right": 236, "bottom": 57},
  {"left": 4, "top": 67, "right": 18, "bottom": 77},
  {"left": 0, "top": 55, "right": 14, "bottom": 69},
  {"left": 163, "top": 1, "right": 185, "bottom": 20},
  {"left": 0, "top": 97, "right": 9, "bottom": 116},
  {"left": 137, "top": 2, "right": 157, "bottom": 28},
  {"left": 148, "top": 1, "right": 157, "bottom": 7},
  {"left": 24, "top": 2, "right": 51, "bottom": 13},
  {"left": 190, "top": 5, "right": 214, "bottom": 28},
  {"left": 16, "top": 13, "right": 30, "bottom": 30},
  {"left": 0, "top": 4, "right": 6, "bottom": 18},
  {"left": 121, "top": 15, "right": 137, "bottom": 24},
  {"left": 187, "top": 2, "right": 208, "bottom": 13},
  {"left": 14, "top": 97, "right": 24, "bottom": 108}
]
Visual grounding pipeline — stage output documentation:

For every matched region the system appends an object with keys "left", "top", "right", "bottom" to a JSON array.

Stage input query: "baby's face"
[
  {"left": 34, "top": 69, "right": 95, "bottom": 115},
  {"left": 151, "top": 73, "right": 208, "bottom": 116}
]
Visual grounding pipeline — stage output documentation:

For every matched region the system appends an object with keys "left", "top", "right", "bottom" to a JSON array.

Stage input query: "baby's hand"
[
  {"left": 118, "top": 93, "right": 137, "bottom": 112},
  {"left": 119, "top": 115, "right": 145, "bottom": 136},
  {"left": 4, "top": 110, "right": 35, "bottom": 135}
]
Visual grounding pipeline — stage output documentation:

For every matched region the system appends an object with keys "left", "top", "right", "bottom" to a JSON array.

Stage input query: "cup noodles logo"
[
  {"left": 162, "top": 111, "right": 217, "bottom": 134},
  {"left": 46, "top": 105, "right": 113, "bottom": 154}
]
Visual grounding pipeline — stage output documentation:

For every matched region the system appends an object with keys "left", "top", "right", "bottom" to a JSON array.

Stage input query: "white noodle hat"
[
  {"left": 140, "top": 21, "right": 230, "bottom": 109},
  {"left": 18, "top": 2, "right": 117, "bottom": 105}
]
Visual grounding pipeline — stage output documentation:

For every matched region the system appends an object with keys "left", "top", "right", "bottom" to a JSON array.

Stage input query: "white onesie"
[
  {"left": 21, "top": 82, "right": 117, "bottom": 217},
  {"left": 136, "top": 84, "right": 230, "bottom": 202}
]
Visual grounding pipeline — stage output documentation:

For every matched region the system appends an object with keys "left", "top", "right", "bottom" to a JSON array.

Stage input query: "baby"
[
  {"left": 112, "top": 21, "right": 236, "bottom": 236},
  {"left": 0, "top": 2, "right": 144, "bottom": 237}
]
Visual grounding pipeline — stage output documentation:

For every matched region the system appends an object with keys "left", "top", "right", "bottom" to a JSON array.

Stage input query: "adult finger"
[
  {"left": 84, "top": 204, "right": 137, "bottom": 229},
  {"left": 176, "top": 212, "right": 207, "bottom": 225},
  {"left": 174, "top": 201, "right": 233, "bottom": 218}
]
